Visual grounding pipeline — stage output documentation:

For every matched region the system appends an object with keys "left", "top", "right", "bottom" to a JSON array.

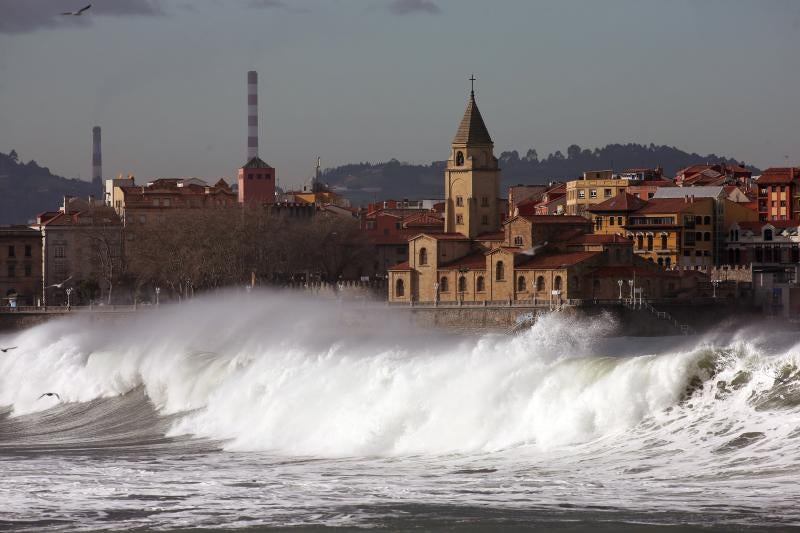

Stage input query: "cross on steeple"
[{"left": 469, "top": 74, "right": 476, "bottom": 95}]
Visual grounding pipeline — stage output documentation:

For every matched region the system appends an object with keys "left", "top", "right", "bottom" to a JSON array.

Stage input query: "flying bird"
[
  {"left": 61, "top": 4, "right": 92, "bottom": 16},
  {"left": 46, "top": 276, "right": 72, "bottom": 289},
  {"left": 38, "top": 392, "right": 61, "bottom": 400},
  {"left": 0, "top": 346, "right": 17, "bottom": 353}
]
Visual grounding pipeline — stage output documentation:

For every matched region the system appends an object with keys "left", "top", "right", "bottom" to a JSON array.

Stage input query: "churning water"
[{"left": 1, "top": 292, "right": 799, "bottom": 532}]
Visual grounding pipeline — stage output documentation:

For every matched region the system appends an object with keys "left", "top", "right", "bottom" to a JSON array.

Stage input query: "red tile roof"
[
  {"left": 757, "top": 167, "right": 800, "bottom": 185},
  {"left": 440, "top": 252, "right": 487, "bottom": 270},
  {"left": 736, "top": 220, "right": 799, "bottom": 232},
  {"left": 387, "top": 261, "right": 411, "bottom": 271},
  {"left": 516, "top": 250, "right": 602, "bottom": 269},
  {"left": 632, "top": 197, "right": 712, "bottom": 215},
  {"left": 588, "top": 193, "right": 648, "bottom": 213},
  {"left": 409, "top": 232, "right": 470, "bottom": 241}
]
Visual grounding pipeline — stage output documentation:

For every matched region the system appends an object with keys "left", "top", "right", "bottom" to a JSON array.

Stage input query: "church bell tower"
[{"left": 444, "top": 76, "right": 501, "bottom": 239}]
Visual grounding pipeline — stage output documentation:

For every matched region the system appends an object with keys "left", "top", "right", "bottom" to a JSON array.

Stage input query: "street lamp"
[
  {"left": 711, "top": 279, "right": 720, "bottom": 299},
  {"left": 617, "top": 279, "right": 623, "bottom": 300},
  {"left": 155, "top": 286, "right": 161, "bottom": 306},
  {"left": 628, "top": 279, "right": 635, "bottom": 302},
  {"left": 65, "top": 287, "right": 73, "bottom": 310}
]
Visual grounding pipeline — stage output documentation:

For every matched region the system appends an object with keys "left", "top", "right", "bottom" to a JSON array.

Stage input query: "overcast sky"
[{"left": 1, "top": 0, "right": 799, "bottom": 188}]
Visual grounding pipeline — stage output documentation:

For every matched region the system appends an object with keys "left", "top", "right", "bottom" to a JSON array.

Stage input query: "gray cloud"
[
  {"left": 0, "top": 0, "right": 163, "bottom": 34},
  {"left": 388, "top": 0, "right": 440, "bottom": 15}
]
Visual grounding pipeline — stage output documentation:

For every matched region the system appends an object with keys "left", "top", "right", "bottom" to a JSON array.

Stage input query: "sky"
[{"left": 0, "top": 0, "right": 799, "bottom": 189}]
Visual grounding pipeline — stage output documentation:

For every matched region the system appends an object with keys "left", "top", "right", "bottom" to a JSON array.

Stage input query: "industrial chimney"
[
  {"left": 92, "top": 126, "right": 102, "bottom": 183},
  {"left": 247, "top": 70, "right": 258, "bottom": 161}
]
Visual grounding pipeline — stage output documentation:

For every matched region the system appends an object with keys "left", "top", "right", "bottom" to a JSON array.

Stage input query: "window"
[
  {"left": 554, "top": 276, "right": 562, "bottom": 291},
  {"left": 139, "top": 215, "right": 147, "bottom": 224},
  {"left": 578, "top": 190, "right": 585, "bottom": 199},
  {"left": 458, "top": 276, "right": 467, "bottom": 293},
  {"left": 54, "top": 246, "right": 65, "bottom": 258},
  {"left": 163, "top": 199, "right": 170, "bottom": 207},
  {"left": 637, "top": 235, "right": 644, "bottom": 249},
  {"left": 7, "top": 245, "right": 14, "bottom": 258},
  {"left": 152, "top": 199, "right": 159, "bottom": 207},
  {"left": 617, "top": 216, "right": 623, "bottom": 225},
  {"left": 24, "top": 264, "right": 32, "bottom": 277},
  {"left": 440, "top": 276, "right": 449, "bottom": 292},
  {"left": 604, "top": 188, "right": 612, "bottom": 198},
  {"left": 658, "top": 258, "right": 663, "bottom": 267},
  {"left": 590, "top": 189, "right": 597, "bottom": 199},
  {"left": 495, "top": 260, "right": 505, "bottom": 281},
  {"left": 476, "top": 276, "right": 485, "bottom": 292},
  {"left": 456, "top": 196, "right": 464, "bottom": 207},
  {"left": 683, "top": 249, "right": 691, "bottom": 257},
  {"left": 7, "top": 264, "right": 15, "bottom": 278},
  {"left": 703, "top": 216, "right": 711, "bottom": 225},
  {"left": 684, "top": 215, "right": 695, "bottom": 229},
  {"left": 666, "top": 257, "right": 671, "bottom": 268},
  {"left": 514, "top": 236, "right": 523, "bottom": 246},
  {"left": 456, "top": 214, "right": 464, "bottom": 225},
  {"left": 695, "top": 232, "right": 702, "bottom": 242},
  {"left": 24, "top": 245, "right": 31, "bottom": 257},
  {"left": 456, "top": 151, "right": 464, "bottom": 166},
  {"left": 517, "top": 276, "right": 526, "bottom": 292},
  {"left": 764, "top": 229, "right": 773, "bottom": 241},
  {"left": 610, "top": 217, "right": 615, "bottom": 226},
  {"left": 684, "top": 231, "right": 695, "bottom": 246},
  {"left": 695, "top": 250, "right": 702, "bottom": 257},
  {"left": 595, "top": 217, "right": 602, "bottom": 230},
  {"left": 703, "top": 232, "right": 711, "bottom": 241},
  {"left": 661, "top": 234, "right": 668, "bottom": 250},
  {"left": 419, "top": 247, "right": 428, "bottom": 265},
  {"left": 395, "top": 279, "right": 404, "bottom": 297},
  {"left": 481, "top": 215, "right": 488, "bottom": 225},
  {"left": 647, "top": 235, "right": 653, "bottom": 251},
  {"left": 481, "top": 197, "right": 489, "bottom": 207},
  {"left": 536, "top": 276, "right": 545, "bottom": 291}
]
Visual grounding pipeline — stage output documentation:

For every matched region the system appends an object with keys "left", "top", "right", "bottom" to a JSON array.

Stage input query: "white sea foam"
[{"left": 1, "top": 291, "right": 799, "bottom": 461}]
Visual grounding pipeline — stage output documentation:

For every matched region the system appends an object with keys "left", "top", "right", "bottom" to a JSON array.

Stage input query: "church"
[{"left": 387, "top": 84, "right": 698, "bottom": 305}]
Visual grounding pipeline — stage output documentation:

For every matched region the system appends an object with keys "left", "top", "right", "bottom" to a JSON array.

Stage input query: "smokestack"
[
  {"left": 247, "top": 70, "right": 258, "bottom": 161},
  {"left": 92, "top": 126, "right": 102, "bottom": 183}
]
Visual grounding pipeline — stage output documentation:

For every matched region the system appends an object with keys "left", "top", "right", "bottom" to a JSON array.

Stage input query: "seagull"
[
  {"left": 38, "top": 392, "right": 61, "bottom": 400},
  {"left": 61, "top": 4, "right": 92, "bottom": 16},
  {"left": 0, "top": 346, "right": 17, "bottom": 353},
  {"left": 45, "top": 276, "right": 72, "bottom": 289}
]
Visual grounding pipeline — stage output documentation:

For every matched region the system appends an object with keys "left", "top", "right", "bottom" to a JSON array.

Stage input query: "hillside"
[
  {"left": 323, "top": 143, "right": 761, "bottom": 206},
  {"left": 0, "top": 150, "right": 100, "bottom": 224}
]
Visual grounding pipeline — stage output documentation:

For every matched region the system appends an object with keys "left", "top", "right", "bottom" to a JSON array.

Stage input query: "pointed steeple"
[{"left": 452, "top": 89, "right": 493, "bottom": 146}]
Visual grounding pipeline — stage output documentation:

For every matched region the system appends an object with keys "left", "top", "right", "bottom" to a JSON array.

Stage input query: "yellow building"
[{"left": 565, "top": 170, "right": 629, "bottom": 217}]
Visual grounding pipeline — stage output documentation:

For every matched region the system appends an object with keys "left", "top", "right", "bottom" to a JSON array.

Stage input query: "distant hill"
[
  {"left": 322, "top": 143, "right": 761, "bottom": 206},
  {"left": 0, "top": 150, "right": 100, "bottom": 225}
]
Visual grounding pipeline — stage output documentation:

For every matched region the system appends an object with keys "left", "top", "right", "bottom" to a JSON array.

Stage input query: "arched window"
[
  {"left": 554, "top": 275, "right": 562, "bottom": 291},
  {"left": 665, "top": 257, "right": 671, "bottom": 268},
  {"left": 637, "top": 235, "right": 644, "bottom": 249},
  {"left": 440, "top": 276, "right": 449, "bottom": 292},
  {"left": 456, "top": 151, "right": 464, "bottom": 166},
  {"left": 458, "top": 275, "right": 467, "bottom": 293},
  {"left": 514, "top": 236, "right": 523, "bottom": 246},
  {"left": 647, "top": 235, "right": 653, "bottom": 251},
  {"left": 517, "top": 275, "right": 526, "bottom": 292},
  {"left": 536, "top": 276, "right": 545, "bottom": 292},
  {"left": 661, "top": 234, "right": 668, "bottom": 250},
  {"left": 496, "top": 261, "right": 505, "bottom": 281},
  {"left": 658, "top": 258, "right": 664, "bottom": 267},
  {"left": 476, "top": 276, "right": 485, "bottom": 292},
  {"left": 764, "top": 229, "right": 773, "bottom": 241},
  {"left": 395, "top": 278, "right": 404, "bottom": 297},
  {"left": 419, "top": 247, "right": 427, "bottom": 265}
]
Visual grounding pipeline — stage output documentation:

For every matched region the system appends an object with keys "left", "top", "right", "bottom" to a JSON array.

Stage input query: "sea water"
[{"left": 1, "top": 292, "right": 799, "bottom": 531}]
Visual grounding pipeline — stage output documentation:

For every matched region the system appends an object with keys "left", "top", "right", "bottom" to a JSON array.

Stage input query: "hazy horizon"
[{"left": 1, "top": 0, "right": 799, "bottom": 188}]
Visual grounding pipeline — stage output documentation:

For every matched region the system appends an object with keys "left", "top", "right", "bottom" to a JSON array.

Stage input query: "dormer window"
[
  {"left": 764, "top": 228, "right": 773, "bottom": 241},
  {"left": 456, "top": 151, "right": 465, "bottom": 166}
]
